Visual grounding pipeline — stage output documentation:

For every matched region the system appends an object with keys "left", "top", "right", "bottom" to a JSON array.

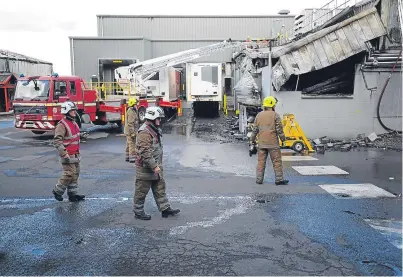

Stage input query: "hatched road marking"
[
  {"left": 292, "top": 165, "right": 349, "bottom": 175},
  {"left": 282, "top": 156, "right": 318, "bottom": 161},
  {"left": 319, "top": 184, "right": 396, "bottom": 199}
]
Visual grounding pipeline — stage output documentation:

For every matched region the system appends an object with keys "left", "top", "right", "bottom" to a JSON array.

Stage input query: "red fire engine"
[{"left": 12, "top": 74, "right": 181, "bottom": 134}]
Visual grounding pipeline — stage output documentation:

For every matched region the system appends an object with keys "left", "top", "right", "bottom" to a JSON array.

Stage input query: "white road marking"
[
  {"left": 0, "top": 195, "right": 251, "bottom": 204},
  {"left": 292, "top": 165, "right": 349, "bottom": 175},
  {"left": 319, "top": 184, "right": 396, "bottom": 198},
  {"left": 169, "top": 201, "right": 252, "bottom": 236},
  {"left": 13, "top": 155, "right": 44, "bottom": 161},
  {"left": 282, "top": 156, "right": 318, "bottom": 161},
  {"left": 364, "top": 219, "right": 402, "bottom": 249}
]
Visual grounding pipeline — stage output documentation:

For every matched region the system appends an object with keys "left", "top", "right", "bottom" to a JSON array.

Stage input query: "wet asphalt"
[{"left": 0, "top": 113, "right": 401, "bottom": 276}]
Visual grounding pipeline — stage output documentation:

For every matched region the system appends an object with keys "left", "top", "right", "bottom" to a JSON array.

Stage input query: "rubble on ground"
[
  {"left": 192, "top": 114, "right": 247, "bottom": 144},
  {"left": 311, "top": 132, "right": 402, "bottom": 153}
]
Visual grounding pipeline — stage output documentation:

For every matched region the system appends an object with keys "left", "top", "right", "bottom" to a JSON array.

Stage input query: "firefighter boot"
[
  {"left": 162, "top": 207, "right": 180, "bottom": 218},
  {"left": 52, "top": 190, "right": 63, "bottom": 201},
  {"left": 134, "top": 211, "right": 151, "bottom": 220},
  {"left": 275, "top": 180, "right": 289, "bottom": 186},
  {"left": 68, "top": 193, "right": 86, "bottom": 202}
]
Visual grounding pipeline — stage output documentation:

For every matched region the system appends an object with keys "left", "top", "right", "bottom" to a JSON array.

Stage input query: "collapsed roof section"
[{"left": 271, "top": 6, "right": 387, "bottom": 91}]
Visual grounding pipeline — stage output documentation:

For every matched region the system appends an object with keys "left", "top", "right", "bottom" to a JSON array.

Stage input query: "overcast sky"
[{"left": 0, "top": 0, "right": 327, "bottom": 75}]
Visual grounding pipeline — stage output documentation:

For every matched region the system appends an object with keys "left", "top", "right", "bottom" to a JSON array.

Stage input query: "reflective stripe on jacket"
[{"left": 54, "top": 117, "right": 80, "bottom": 163}]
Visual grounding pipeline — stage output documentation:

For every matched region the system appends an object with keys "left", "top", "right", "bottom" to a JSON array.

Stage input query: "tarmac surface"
[{"left": 0, "top": 112, "right": 401, "bottom": 276}]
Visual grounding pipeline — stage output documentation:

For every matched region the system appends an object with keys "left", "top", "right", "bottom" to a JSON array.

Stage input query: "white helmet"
[
  {"left": 61, "top": 101, "right": 77, "bottom": 114},
  {"left": 144, "top": 106, "right": 165, "bottom": 121}
]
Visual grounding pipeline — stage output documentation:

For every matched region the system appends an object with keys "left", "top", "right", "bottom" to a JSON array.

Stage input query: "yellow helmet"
[
  {"left": 263, "top": 96, "right": 277, "bottom": 108},
  {"left": 128, "top": 98, "right": 137, "bottom": 107}
]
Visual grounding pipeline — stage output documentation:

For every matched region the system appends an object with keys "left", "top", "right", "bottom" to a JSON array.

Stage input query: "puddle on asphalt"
[{"left": 360, "top": 261, "right": 402, "bottom": 276}]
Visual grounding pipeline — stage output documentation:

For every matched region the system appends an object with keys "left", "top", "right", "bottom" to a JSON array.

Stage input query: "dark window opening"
[
  {"left": 281, "top": 53, "right": 365, "bottom": 97},
  {"left": 69, "top": 81, "right": 76, "bottom": 95},
  {"left": 54, "top": 81, "right": 67, "bottom": 99}
]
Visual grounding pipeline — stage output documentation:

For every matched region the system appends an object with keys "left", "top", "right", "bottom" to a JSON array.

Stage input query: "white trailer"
[{"left": 186, "top": 63, "right": 223, "bottom": 117}]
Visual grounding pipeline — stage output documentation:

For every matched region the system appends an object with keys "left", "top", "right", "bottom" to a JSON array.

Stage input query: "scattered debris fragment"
[{"left": 367, "top": 132, "right": 378, "bottom": 142}]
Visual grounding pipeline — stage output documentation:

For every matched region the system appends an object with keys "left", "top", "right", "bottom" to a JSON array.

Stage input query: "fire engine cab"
[{"left": 12, "top": 73, "right": 181, "bottom": 134}]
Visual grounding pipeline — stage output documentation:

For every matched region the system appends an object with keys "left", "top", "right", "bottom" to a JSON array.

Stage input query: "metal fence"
[
  {"left": 278, "top": 0, "right": 362, "bottom": 45},
  {"left": 85, "top": 82, "right": 139, "bottom": 100}
]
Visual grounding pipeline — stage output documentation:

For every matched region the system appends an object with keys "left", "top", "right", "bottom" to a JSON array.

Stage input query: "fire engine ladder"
[{"left": 130, "top": 39, "right": 244, "bottom": 79}]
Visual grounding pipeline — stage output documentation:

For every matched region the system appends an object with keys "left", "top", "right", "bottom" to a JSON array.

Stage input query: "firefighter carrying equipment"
[
  {"left": 61, "top": 101, "right": 77, "bottom": 114},
  {"left": 263, "top": 96, "right": 277, "bottom": 108},
  {"left": 128, "top": 97, "right": 137, "bottom": 107}
]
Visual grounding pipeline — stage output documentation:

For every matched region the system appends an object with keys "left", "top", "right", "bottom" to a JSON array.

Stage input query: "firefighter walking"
[
  {"left": 52, "top": 101, "right": 85, "bottom": 202},
  {"left": 133, "top": 106, "right": 180, "bottom": 220},
  {"left": 251, "top": 96, "right": 289, "bottom": 185},
  {"left": 124, "top": 98, "right": 139, "bottom": 163}
]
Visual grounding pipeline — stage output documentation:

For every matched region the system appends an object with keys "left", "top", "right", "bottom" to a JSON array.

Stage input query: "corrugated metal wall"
[
  {"left": 0, "top": 59, "right": 52, "bottom": 76},
  {"left": 98, "top": 16, "right": 295, "bottom": 39},
  {"left": 152, "top": 40, "right": 237, "bottom": 63},
  {"left": 70, "top": 38, "right": 146, "bottom": 81}
]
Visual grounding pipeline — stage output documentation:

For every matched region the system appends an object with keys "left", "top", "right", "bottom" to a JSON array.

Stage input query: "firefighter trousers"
[
  {"left": 133, "top": 178, "right": 170, "bottom": 214},
  {"left": 256, "top": 148, "right": 284, "bottom": 183},
  {"left": 125, "top": 135, "right": 136, "bottom": 161},
  {"left": 54, "top": 162, "right": 80, "bottom": 196}
]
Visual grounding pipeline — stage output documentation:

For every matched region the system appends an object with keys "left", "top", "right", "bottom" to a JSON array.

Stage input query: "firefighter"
[
  {"left": 251, "top": 96, "right": 289, "bottom": 185},
  {"left": 52, "top": 101, "right": 85, "bottom": 202},
  {"left": 124, "top": 97, "right": 139, "bottom": 163},
  {"left": 133, "top": 106, "right": 180, "bottom": 220}
]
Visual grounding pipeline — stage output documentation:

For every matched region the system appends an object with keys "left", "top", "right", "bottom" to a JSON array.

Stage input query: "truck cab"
[{"left": 13, "top": 74, "right": 96, "bottom": 134}]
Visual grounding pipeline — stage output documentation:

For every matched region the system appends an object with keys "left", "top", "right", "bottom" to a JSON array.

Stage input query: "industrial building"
[
  {"left": 234, "top": 0, "right": 402, "bottom": 139},
  {"left": 69, "top": 13, "right": 296, "bottom": 83},
  {"left": 0, "top": 50, "right": 53, "bottom": 112}
]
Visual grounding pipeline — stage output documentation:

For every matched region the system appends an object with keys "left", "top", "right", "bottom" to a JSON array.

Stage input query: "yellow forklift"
[{"left": 280, "top": 113, "right": 314, "bottom": 153}]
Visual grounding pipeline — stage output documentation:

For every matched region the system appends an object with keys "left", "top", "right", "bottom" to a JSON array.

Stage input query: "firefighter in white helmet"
[
  {"left": 52, "top": 101, "right": 85, "bottom": 202},
  {"left": 133, "top": 106, "right": 180, "bottom": 220}
]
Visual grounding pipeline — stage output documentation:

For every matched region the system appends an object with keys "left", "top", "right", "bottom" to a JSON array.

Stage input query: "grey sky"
[{"left": 0, "top": 0, "right": 328, "bottom": 74}]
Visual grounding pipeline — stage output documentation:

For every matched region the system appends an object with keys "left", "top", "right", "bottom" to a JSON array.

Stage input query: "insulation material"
[{"left": 234, "top": 56, "right": 258, "bottom": 96}]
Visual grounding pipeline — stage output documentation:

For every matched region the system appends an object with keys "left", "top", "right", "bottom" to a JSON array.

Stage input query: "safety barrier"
[{"left": 84, "top": 82, "right": 139, "bottom": 100}]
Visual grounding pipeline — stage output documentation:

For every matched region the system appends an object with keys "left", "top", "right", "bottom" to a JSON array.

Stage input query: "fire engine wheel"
[
  {"left": 31, "top": 130, "right": 46, "bottom": 135},
  {"left": 292, "top": 141, "right": 305, "bottom": 152},
  {"left": 138, "top": 106, "right": 146, "bottom": 123}
]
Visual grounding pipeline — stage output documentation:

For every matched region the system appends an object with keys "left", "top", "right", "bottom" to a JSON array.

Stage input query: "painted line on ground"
[
  {"left": 282, "top": 156, "right": 318, "bottom": 161},
  {"left": 292, "top": 165, "right": 349, "bottom": 175},
  {"left": 0, "top": 195, "right": 252, "bottom": 204},
  {"left": 364, "top": 219, "right": 402, "bottom": 249},
  {"left": 319, "top": 184, "right": 396, "bottom": 199}
]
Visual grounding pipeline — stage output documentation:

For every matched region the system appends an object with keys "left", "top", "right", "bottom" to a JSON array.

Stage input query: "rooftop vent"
[{"left": 278, "top": 10, "right": 290, "bottom": 15}]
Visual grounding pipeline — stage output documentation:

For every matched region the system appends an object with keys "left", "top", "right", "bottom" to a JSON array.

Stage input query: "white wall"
[{"left": 263, "top": 66, "right": 402, "bottom": 139}]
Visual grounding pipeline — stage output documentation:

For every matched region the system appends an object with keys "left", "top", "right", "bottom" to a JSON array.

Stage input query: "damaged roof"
[
  {"left": 0, "top": 50, "right": 52, "bottom": 65},
  {"left": 271, "top": 6, "right": 387, "bottom": 91}
]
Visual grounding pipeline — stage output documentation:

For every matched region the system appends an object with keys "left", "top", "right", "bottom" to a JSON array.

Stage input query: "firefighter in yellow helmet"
[
  {"left": 124, "top": 97, "right": 139, "bottom": 163},
  {"left": 250, "top": 96, "right": 289, "bottom": 185}
]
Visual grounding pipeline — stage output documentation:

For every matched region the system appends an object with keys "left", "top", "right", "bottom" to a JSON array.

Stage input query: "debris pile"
[
  {"left": 192, "top": 114, "right": 246, "bottom": 143},
  {"left": 311, "top": 132, "right": 402, "bottom": 153}
]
